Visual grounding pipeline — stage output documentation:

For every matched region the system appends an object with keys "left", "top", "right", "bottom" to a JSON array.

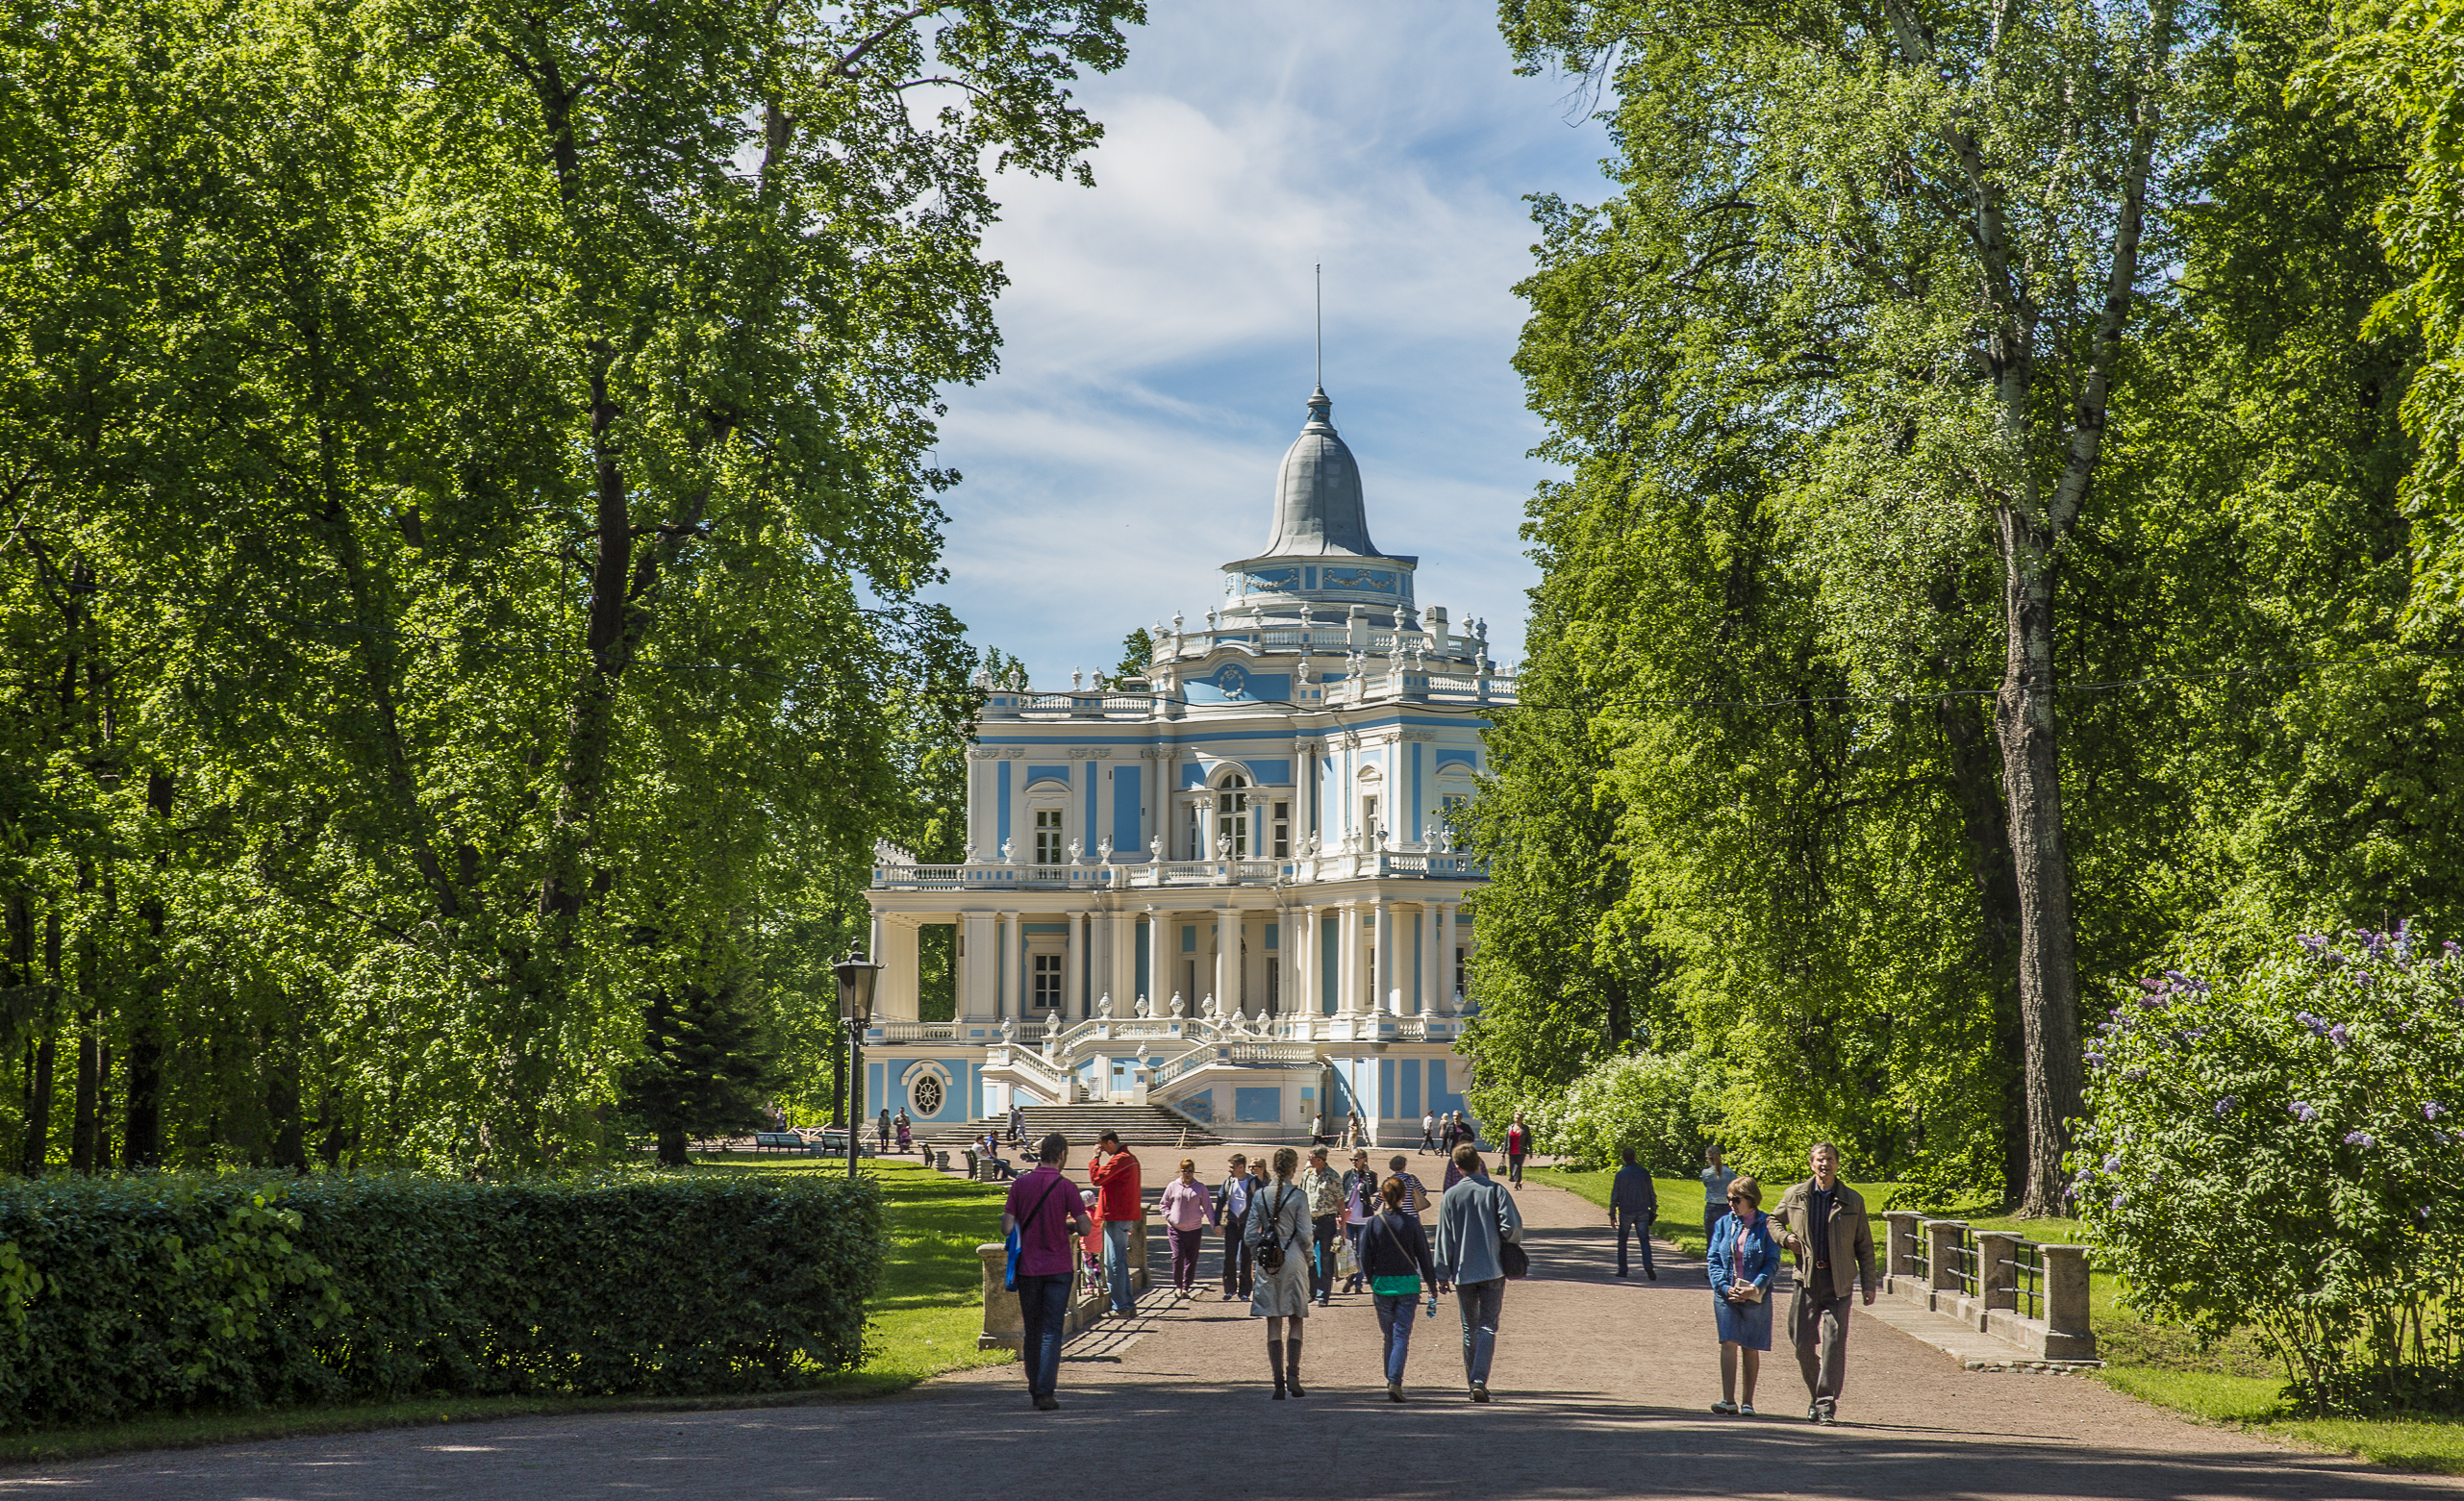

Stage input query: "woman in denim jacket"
[{"left": 1706, "top": 1173, "right": 1779, "bottom": 1414}]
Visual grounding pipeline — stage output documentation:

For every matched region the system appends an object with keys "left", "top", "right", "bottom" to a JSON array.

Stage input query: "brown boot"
[{"left": 1269, "top": 1338, "right": 1286, "bottom": 1398}]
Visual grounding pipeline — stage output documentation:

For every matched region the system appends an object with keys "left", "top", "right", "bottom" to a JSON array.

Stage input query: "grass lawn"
[{"left": 0, "top": 1153, "right": 1016, "bottom": 1466}]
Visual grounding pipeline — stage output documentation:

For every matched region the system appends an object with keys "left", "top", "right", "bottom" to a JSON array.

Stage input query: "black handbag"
[{"left": 1494, "top": 1184, "right": 1530, "bottom": 1279}]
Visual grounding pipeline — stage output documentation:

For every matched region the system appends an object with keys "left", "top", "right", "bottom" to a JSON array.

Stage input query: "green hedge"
[{"left": 0, "top": 1170, "right": 882, "bottom": 1430}]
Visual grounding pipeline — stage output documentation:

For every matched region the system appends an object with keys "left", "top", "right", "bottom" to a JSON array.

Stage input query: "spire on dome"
[{"left": 1261, "top": 386, "right": 1382, "bottom": 558}]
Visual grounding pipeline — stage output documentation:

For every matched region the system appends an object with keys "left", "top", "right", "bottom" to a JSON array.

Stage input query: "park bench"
[{"left": 751, "top": 1132, "right": 805, "bottom": 1152}]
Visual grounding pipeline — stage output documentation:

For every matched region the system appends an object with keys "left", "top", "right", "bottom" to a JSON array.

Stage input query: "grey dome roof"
[{"left": 1262, "top": 387, "right": 1382, "bottom": 558}]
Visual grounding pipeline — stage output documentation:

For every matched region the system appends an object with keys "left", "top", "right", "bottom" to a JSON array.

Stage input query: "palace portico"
[{"left": 862, "top": 386, "right": 1513, "bottom": 1143}]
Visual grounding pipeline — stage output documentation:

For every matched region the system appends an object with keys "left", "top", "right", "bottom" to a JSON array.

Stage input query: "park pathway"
[{"left": 3, "top": 1155, "right": 2456, "bottom": 1501}]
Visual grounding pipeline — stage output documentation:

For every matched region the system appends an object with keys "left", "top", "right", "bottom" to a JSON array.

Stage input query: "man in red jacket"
[{"left": 1089, "top": 1130, "right": 1144, "bottom": 1316}]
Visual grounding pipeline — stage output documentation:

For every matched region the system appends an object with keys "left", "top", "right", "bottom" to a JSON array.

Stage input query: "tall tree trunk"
[
  {"left": 1937, "top": 687, "right": 2025, "bottom": 1199},
  {"left": 20, "top": 904, "right": 61, "bottom": 1174},
  {"left": 657, "top": 1125, "right": 689, "bottom": 1166},
  {"left": 69, "top": 1014, "right": 97, "bottom": 1173},
  {"left": 265, "top": 1001, "right": 306, "bottom": 1172},
  {"left": 20, "top": 1035, "right": 51, "bottom": 1175}
]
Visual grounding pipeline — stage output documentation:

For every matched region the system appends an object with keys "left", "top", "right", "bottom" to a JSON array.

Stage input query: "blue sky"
[{"left": 924, "top": 0, "right": 1614, "bottom": 683}]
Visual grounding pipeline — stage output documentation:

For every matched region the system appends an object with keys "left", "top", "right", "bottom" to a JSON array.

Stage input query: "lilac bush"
[{"left": 2073, "top": 924, "right": 2464, "bottom": 1413}]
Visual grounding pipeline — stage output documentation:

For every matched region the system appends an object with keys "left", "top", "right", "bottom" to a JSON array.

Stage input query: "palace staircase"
[{"left": 928, "top": 1102, "right": 1219, "bottom": 1150}]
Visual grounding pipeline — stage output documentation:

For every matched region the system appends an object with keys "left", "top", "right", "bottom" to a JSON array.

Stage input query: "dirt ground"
[{"left": 5, "top": 1144, "right": 2454, "bottom": 1501}]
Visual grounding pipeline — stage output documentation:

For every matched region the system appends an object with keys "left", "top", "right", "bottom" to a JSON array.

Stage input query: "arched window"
[{"left": 1215, "top": 774, "right": 1250, "bottom": 858}]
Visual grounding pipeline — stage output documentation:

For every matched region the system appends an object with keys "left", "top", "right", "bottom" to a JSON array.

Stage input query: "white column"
[
  {"left": 1065, "top": 911, "right": 1082, "bottom": 1024},
  {"left": 998, "top": 910, "right": 1019, "bottom": 1018},
  {"left": 1373, "top": 899, "right": 1395, "bottom": 1014},
  {"left": 1336, "top": 903, "right": 1359, "bottom": 1014},
  {"left": 1214, "top": 905, "right": 1235, "bottom": 1013},
  {"left": 960, "top": 913, "right": 994, "bottom": 1020},
  {"left": 883, "top": 918, "right": 922, "bottom": 1022},
  {"left": 1420, "top": 901, "right": 1440, "bottom": 1013}
]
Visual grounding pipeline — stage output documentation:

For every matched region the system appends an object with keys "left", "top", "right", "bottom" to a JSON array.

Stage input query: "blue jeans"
[
  {"left": 1374, "top": 1291, "right": 1420, "bottom": 1382},
  {"left": 1619, "top": 1213, "right": 1656, "bottom": 1275},
  {"left": 1103, "top": 1220, "right": 1135, "bottom": 1313},
  {"left": 1456, "top": 1277, "right": 1504, "bottom": 1386},
  {"left": 1016, "top": 1273, "right": 1070, "bottom": 1399}
]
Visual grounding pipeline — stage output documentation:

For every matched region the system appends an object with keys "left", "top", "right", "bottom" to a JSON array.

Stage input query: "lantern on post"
[{"left": 833, "top": 947, "right": 884, "bottom": 1179}]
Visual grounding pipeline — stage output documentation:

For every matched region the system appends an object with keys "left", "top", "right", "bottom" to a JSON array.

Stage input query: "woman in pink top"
[{"left": 1159, "top": 1158, "right": 1215, "bottom": 1298}]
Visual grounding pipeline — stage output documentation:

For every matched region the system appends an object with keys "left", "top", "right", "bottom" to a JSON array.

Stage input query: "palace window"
[
  {"left": 1361, "top": 794, "right": 1380, "bottom": 843},
  {"left": 1271, "top": 800, "right": 1291, "bottom": 858},
  {"left": 1034, "top": 808, "right": 1064, "bottom": 864},
  {"left": 1216, "top": 775, "right": 1249, "bottom": 857},
  {"left": 1031, "top": 952, "right": 1063, "bottom": 1011}
]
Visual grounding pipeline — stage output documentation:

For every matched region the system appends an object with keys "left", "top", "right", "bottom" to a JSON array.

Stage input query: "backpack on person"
[{"left": 1255, "top": 1185, "right": 1298, "bottom": 1274}]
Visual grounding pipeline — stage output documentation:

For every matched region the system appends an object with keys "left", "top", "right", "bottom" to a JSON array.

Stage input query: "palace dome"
[{"left": 1262, "top": 388, "right": 1383, "bottom": 558}]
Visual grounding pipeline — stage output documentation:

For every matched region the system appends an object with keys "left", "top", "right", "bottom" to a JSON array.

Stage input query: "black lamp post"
[{"left": 833, "top": 946, "right": 884, "bottom": 1179}]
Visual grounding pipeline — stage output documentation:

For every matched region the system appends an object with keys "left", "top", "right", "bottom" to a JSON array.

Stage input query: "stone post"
[
  {"left": 2041, "top": 1243, "right": 2097, "bottom": 1359},
  {"left": 977, "top": 1242, "right": 1021, "bottom": 1348},
  {"left": 1977, "top": 1232, "right": 2020, "bottom": 1313},
  {"left": 1883, "top": 1211, "right": 1920, "bottom": 1282},
  {"left": 1923, "top": 1218, "right": 1967, "bottom": 1307}
]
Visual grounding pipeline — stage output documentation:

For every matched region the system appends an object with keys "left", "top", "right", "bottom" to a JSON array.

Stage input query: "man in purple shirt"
[{"left": 1003, "top": 1132, "right": 1092, "bottom": 1411}]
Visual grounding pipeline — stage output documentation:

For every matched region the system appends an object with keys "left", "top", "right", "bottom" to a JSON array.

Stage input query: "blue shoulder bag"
[{"left": 1005, "top": 1176, "right": 1066, "bottom": 1291}]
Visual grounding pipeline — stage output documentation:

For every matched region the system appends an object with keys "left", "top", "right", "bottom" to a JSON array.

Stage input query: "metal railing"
[
  {"left": 1905, "top": 1234, "right": 1929, "bottom": 1285},
  {"left": 1946, "top": 1227, "right": 1980, "bottom": 1298},
  {"left": 2003, "top": 1240, "right": 2045, "bottom": 1321}
]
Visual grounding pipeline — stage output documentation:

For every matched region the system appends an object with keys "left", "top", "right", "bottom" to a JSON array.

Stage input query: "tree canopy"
[
  {"left": 0, "top": 0, "right": 1142, "bottom": 1173},
  {"left": 1469, "top": 0, "right": 2464, "bottom": 1202}
]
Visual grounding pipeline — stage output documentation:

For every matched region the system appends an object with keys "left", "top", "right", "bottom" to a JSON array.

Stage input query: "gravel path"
[{"left": 5, "top": 1149, "right": 2454, "bottom": 1501}]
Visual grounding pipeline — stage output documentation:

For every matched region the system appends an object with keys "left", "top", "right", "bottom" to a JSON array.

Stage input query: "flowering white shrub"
[
  {"left": 1515, "top": 1049, "right": 1721, "bottom": 1172},
  {"left": 2074, "top": 923, "right": 2464, "bottom": 1413}
]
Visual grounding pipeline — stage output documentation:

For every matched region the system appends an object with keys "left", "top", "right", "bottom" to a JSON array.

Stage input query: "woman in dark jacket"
[{"left": 1359, "top": 1176, "right": 1442, "bottom": 1401}]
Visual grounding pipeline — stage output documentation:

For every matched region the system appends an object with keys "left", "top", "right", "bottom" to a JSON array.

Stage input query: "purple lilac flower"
[
  {"left": 2296, "top": 1011, "right": 2330, "bottom": 1037},
  {"left": 2299, "top": 933, "right": 2329, "bottom": 954},
  {"left": 2427, "top": 1102, "right": 2449, "bottom": 1120},
  {"left": 2363, "top": 929, "right": 2390, "bottom": 959},
  {"left": 2103, "top": 1154, "right": 2122, "bottom": 1172},
  {"left": 2444, "top": 939, "right": 2460, "bottom": 960},
  {"left": 2215, "top": 1096, "right": 2237, "bottom": 1117},
  {"left": 2329, "top": 1023, "right": 2352, "bottom": 1048},
  {"left": 2110, "top": 1194, "right": 2125, "bottom": 1211},
  {"left": 2351, "top": 972, "right": 2373, "bottom": 988},
  {"left": 2344, "top": 1130, "right": 2376, "bottom": 1147},
  {"left": 2125, "top": 1068, "right": 2147, "bottom": 1083},
  {"left": 2436, "top": 1130, "right": 2452, "bottom": 1148},
  {"left": 2290, "top": 1101, "right": 2320, "bottom": 1122}
]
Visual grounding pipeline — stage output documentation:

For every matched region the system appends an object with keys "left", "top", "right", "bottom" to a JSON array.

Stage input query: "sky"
[{"left": 923, "top": 0, "right": 1615, "bottom": 684}]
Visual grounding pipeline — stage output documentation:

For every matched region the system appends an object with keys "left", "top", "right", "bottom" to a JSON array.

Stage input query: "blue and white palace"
[{"left": 862, "top": 386, "right": 1512, "bottom": 1143}]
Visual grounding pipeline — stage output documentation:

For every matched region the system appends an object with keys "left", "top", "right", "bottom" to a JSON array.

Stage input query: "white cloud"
[{"left": 926, "top": 0, "right": 1613, "bottom": 679}]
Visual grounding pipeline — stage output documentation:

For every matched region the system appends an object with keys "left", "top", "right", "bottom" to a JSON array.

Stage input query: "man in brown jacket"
[{"left": 1771, "top": 1142, "right": 1874, "bottom": 1425}]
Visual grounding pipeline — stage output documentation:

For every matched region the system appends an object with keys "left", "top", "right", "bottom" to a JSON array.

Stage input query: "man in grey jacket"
[
  {"left": 1771, "top": 1141, "right": 1876, "bottom": 1425},
  {"left": 1608, "top": 1144, "right": 1658, "bottom": 1280},
  {"left": 1433, "top": 1142, "right": 1524, "bottom": 1402}
]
